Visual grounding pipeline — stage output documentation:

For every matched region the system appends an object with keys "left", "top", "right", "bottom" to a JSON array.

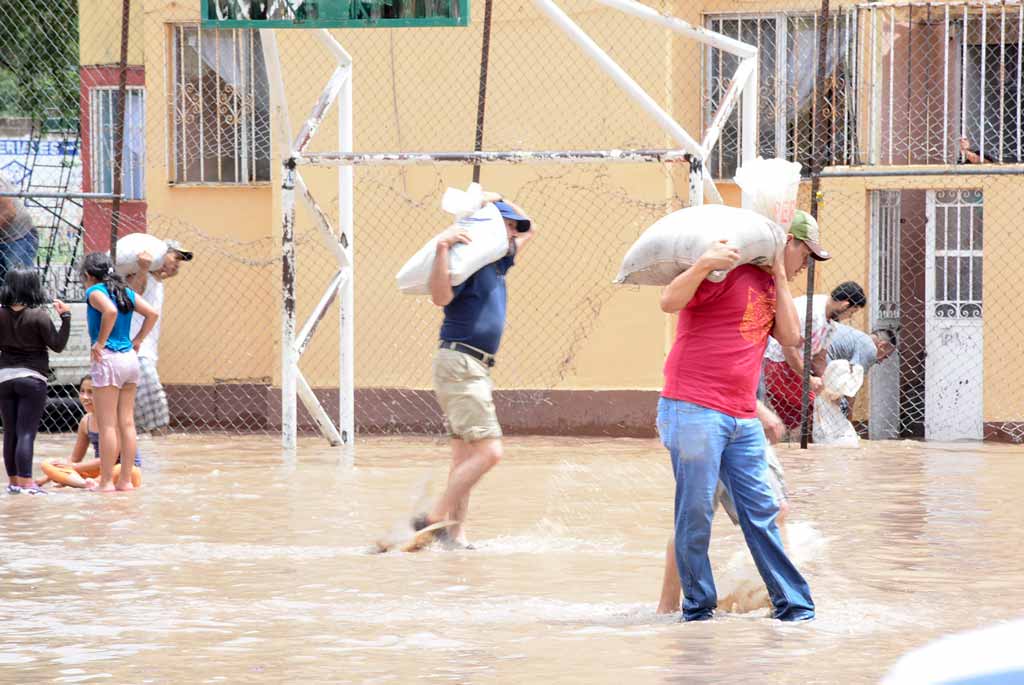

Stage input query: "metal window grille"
[
  {"left": 862, "top": 1, "right": 1023, "bottom": 165},
  {"left": 705, "top": 10, "right": 858, "bottom": 179},
  {"left": 171, "top": 25, "right": 271, "bottom": 184},
  {"left": 872, "top": 189, "right": 902, "bottom": 323},
  {"left": 931, "top": 189, "right": 983, "bottom": 319},
  {"left": 89, "top": 87, "right": 145, "bottom": 200}
]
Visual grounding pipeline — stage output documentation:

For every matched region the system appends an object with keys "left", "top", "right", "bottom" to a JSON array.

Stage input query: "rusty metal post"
[
  {"left": 472, "top": 0, "right": 494, "bottom": 184},
  {"left": 281, "top": 160, "right": 298, "bottom": 447},
  {"left": 109, "top": 0, "right": 131, "bottom": 261},
  {"left": 800, "top": 0, "right": 831, "bottom": 448},
  {"left": 260, "top": 29, "right": 298, "bottom": 449}
]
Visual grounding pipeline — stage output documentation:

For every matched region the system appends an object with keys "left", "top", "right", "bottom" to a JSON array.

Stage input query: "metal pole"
[
  {"left": 339, "top": 62, "right": 355, "bottom": 445},
  {"left": 687, "top": 155, "right": 704, "bottom": 208},
  {"left": 533, "top": 0, "right": 704, "bottom": 158},
  {"left": 740, "top": 58, "right": 758, "bottom": 209},
  {"left": 472, "top": 0, "right": 494, "bottom": 184},
  {"left": 821, "top": 164, "right": 1024, "bottom": 177},
  {"left": 294, "top": 148, "right": 691, "bottom": 166},
  {"left": 109, "top": 0, "right": 131, "bottom": 262},
  {"left": 281, "top": 161, "right": 298, "bottom": 448},
  {"left": 0, "top": 191, "right": 122, "bottom": 200},
  {"left": 593, "top": 0, "right": 757, "bottom": 59},
  {"left": 800, "top": 0, "right": 831, "bottom": 449},
  {"left": 260, "top": 29, "right": 298, "bottom": 449}
]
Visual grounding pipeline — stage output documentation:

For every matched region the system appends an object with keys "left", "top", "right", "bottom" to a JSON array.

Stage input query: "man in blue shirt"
[
  {"left": 415, "top": 196, "right": 534, "bottom": 548},
  {"left": 827, "top": 324, "right": 896, "bottom": 417}
]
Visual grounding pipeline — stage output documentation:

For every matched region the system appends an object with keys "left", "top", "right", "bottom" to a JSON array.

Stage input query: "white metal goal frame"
[{"left": 259, "top": 0, "right": 759, "bottom": 449}]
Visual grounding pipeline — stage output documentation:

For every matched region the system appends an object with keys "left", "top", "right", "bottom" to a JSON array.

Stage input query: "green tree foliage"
[{"left": 0, "top": 0, "right": 79, "bottom": 121}]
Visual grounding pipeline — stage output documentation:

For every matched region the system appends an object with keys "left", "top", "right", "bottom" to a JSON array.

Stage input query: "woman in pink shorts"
[{"left": 81, "top": 253, "right": 158, "bottom": 492}]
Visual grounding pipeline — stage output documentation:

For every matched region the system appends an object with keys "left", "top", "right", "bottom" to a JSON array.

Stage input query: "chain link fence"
[{"left": 2, "top": 0, "right": 1022, "bottom": 443}]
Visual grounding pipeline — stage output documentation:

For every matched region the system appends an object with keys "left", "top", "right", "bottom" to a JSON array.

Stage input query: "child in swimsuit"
[{"left": 38, "top": 375, "right": 141, "bottom": 486}]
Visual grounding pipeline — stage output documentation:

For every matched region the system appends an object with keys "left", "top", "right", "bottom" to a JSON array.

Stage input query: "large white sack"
[
  {"left": 733, "top": 157, "right": 803, "bottom": 227},
  {"left": 821, "top": 359, "right": 864, "bottom": 400},
  {"left": 813, "top": 361, "right": 863, "bottom": 446},
  {"left": 812, "top": 396, "right": 860, "bottom": 447},
  {"left": 114, "top": 233, "right": 168, "bottom": 276},
  {"left": 614, "top": 204, "right": 786, "bottom": 286},
  {"left": 396, "top": 202, "right": 508, "bottom": 296},
  {"left": 441, "top": 182, "right": 483, "bottom": 219}
]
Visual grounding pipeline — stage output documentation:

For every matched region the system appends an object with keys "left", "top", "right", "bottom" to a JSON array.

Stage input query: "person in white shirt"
[
  {"left": 762, "top": 281, "right": 865, "bottom": 430},
  {"left": 126, "top": 240, "right": 193, "bottom": 433}
]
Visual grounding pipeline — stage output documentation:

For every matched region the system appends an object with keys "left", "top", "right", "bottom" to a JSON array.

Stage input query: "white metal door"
[
  {"left": 869, "top": 190, "right": 902, "bottom": 439},
  {"left": 924, "top": 190, "right": 984, "bottom": 441}
]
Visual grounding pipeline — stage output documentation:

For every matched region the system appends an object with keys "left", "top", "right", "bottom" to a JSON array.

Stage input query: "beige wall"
[
  {"left": 79, "top": 0, "right": 146, "bottom": 65},
  {"left": 815, "top": 171, "right": 1022, "bottom": 422},
  {"left": 77, "top": 1, "right": 1020, "bottom": 423}
]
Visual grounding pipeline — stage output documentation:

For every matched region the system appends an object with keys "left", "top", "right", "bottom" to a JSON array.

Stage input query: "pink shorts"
[{"left": 91, "top": 348, "right": 140, "bottom": 389}]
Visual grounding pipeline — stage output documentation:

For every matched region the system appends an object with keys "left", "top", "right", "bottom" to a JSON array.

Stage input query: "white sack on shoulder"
[
  {"left": 396, "top": 202, "right": 508, "bottom": 296},
  {"left": 114, "top": 233, "right": 168, "bottom": 276},
  {"left": 733, "top": 157, "right": 803, "bottom": 227},
  {"left": 614, "top": 204, "right": 786, "bottom": 286},
  {"left": 441, "top": 182, "right": 484, "bottom": 219}
]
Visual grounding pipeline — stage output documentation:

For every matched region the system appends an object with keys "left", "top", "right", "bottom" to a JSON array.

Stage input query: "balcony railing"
[{"left": 859, "top": 0, "right": 1023, "bottom": 166}]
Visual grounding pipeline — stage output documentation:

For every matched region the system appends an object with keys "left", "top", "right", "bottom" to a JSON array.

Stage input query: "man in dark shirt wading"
[{"left": 416, "top": 195, "right": 534, "bottom": 548}]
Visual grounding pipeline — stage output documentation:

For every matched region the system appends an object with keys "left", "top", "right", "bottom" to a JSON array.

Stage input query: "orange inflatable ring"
[
  {"left": 41, "top": 461, "right": 88, "bottom": 488},
  {"left": 41, "top": 461, "right": 142, "bottom": 488}
]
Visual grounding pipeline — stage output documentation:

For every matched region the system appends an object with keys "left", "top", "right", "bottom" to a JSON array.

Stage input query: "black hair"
[
  {"left": 831, "top": 281, "right": 866, "bottom": 309},
  {"left": 0, "top": 267, "right": 49, "bottom": 307},
  {"left": 80, "top": 252, "right": 133, "bottom": 314},
  {"left": 79, "top": 374, "right": 93, "bottom": 388},
  {"left": 872, "top": 328, "right": 898, "bottom": 347}
]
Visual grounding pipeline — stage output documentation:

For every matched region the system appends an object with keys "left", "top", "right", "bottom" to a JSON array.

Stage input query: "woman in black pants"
[{"left": 0, "top": 268, "right": 71, "bottom": 494}]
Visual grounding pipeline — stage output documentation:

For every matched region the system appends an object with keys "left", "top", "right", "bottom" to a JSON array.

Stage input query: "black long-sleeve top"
[{"left": 0, "top": 306, "right": 71, "bottom": 377}]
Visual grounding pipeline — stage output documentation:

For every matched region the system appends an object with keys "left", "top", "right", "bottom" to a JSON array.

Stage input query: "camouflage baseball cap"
[{"left": 788, "top": 209, "right": 830, "bottom": 261}]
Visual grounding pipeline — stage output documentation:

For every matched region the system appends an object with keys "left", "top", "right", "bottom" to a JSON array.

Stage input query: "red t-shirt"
[{"left": 662, "top": 265, "right": 777, "bottom": 419}]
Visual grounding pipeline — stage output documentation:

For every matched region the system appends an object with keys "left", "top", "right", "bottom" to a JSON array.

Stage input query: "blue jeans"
[
  {"left": 657, "top": 397, "right": 815, "bottom": 621},
  {"left": 0, "top": 230, "right": 39, "bottom": 283}
]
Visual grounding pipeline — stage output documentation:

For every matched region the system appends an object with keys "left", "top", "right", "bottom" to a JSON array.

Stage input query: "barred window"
[
  {"left": 705, "top": 12, "right": 858, "bottom": 179},
  {"left": 90, "top": 88, "right": 145, "bottom": 200},
  {"left": 932, "top": 190, "right": 983, "bottom": 320},
  {"left": 171, "top": 25, "right": 271, "bottom": 184},
  {"left": 964, "top": 40, "right": 1022, "bottom": 163}
]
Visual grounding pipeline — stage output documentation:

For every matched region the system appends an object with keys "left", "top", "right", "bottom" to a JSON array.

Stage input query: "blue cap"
[{"left": 494, "top": 200, "right": 531, "bottom": 232}]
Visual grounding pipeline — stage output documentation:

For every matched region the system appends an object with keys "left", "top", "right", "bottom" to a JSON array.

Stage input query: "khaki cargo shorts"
[{"left": 433, "top": 347, "right": 503, "bottom": 442}]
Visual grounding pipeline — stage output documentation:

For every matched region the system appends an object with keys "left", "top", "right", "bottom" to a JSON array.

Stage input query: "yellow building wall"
[
  {"left": 813, "top": 171, "right": 1021, "bottom": 423},
  {"left": 76, "top": 1, "right": 1017, "bottom": 423},
  {"left": 79, "top": 0, "right": 146, "bottom": 65}
]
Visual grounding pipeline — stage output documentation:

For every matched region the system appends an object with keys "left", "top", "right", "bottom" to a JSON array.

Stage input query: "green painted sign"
[{"left": 202, "top": 0, "right": 470, "bottom": 28}]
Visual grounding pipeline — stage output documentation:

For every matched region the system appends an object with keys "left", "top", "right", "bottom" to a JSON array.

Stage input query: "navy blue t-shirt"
[{"left": 439, "top": 254, "right": 515, "bottom": 355}]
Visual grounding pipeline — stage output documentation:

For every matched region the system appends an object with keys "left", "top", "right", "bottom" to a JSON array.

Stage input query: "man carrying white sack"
[
  {"left": 415, "top": 194, "right": 535, "bottom": 549},
  {"left": 827, "top": 324, "right": 896, "bottom": 418},
  {"left": 657, "top": 211, "right": 822, "bottom": 622},
  {"left": 125, "top": 240, "right": 194, "bottom": 434}
]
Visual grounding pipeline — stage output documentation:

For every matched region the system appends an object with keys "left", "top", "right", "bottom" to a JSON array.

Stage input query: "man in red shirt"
[{"left": 657, "top": 217, "right": 828, "bottom": 622}]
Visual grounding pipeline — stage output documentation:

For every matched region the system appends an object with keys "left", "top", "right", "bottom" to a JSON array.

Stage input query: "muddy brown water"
[{"left": 1, "top": 435, "right": 1022, "bottom": 683}]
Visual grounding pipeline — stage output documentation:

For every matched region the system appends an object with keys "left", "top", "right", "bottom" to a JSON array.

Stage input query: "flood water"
[{"left": 1, "top": 435, "right": 1022, "bottom": 683}]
